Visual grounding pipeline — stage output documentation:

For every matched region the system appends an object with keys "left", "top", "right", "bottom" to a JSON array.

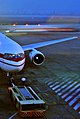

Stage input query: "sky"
[{"left": 0, "top": 0, "right": 80, "bottom": 16}]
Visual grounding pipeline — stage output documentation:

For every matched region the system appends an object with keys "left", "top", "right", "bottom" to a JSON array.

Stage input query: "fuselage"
[{"left": 0, "top": 33, "right": 25, "bottom": 72}]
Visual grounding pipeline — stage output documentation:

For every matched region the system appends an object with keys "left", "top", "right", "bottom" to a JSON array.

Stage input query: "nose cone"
[
  {"left": 11, "top": 64, "right": 25, "bottom": 72},
  {"left": 1, "top": 58, "right": 25, "bottom": 73},
  {"left": 2, "top": 62, "right": 25, "bottom": 73},
  {"left": 9, "top": 59, "right": 25, "bottom": 72}
]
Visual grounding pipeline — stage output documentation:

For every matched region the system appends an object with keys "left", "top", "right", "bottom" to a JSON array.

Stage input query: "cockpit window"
[
  {"left": 4, "top": 53, "right": 25, "bottom": 59},
  {"left": 17, "top": 53, "right": 24, "bottom": 58}
]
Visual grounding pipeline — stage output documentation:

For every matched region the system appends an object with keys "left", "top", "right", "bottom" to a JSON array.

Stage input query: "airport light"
[
  {"left": 38, "top": 24, "right": 40, "bottom": 26},
  {"left": 25, "top": 24, "right": 28, "bottom": 26},
  {"left": 21, "top": 77, "right": 27, "bottom": 85},
  {"left": 5, "top": 30, "right": 10, "bottom": 33},
  {"left": 13, "top": 24, "right": 16, "bottom": 26}
]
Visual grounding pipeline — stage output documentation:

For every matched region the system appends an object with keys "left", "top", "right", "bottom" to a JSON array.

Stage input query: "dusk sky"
[{"left": 0, "top": 0, "right": 80, "bottom": 16}]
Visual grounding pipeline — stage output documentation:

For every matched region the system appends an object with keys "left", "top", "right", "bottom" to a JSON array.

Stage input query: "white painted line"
[
  {"left": 61, "top": 84, "right": 79, "bottom": 99},
  {"left": 48, "top": 79, "right": 72, "bottom": 90},
  {"left": 9, "top": 112, "right": 17, "bottom": 119},
  {"left": 69, "top": 94, "right": 80, "bottom": 106},
  {"left": 54, "top": 81, "right": 69, "bottom": 92},
  {"left": 47, "top": 82, "right": 53, "bottom": 86},
  {"left": 65, "top": 89, "right": 79, "bottom": 102},
  {"left": 73, "top": 103, "right": 80, "bottom": 110},
  {"left": 58, "top": 81, "right": 72, "bottom": 96},
  {"left": 61, "top": 82, "right": 78, "bottom": 98},
  {"left": 50, "top": 82, "right": 59, "bottom": 88},
  {"left": 55, "top": 81, "right": 71, "bottom": 90},
  {"left": 55, "top": 81, "right": 76, "bottom": 93},
  {"left": 52, "top": 85, "right": 60, "bottom": 90}
]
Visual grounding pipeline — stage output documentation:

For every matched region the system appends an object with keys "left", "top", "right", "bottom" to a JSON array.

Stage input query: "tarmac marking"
[
  {"left": 9, "top": 112, "right": 17, "bottom": 119},
  {"left": 46, "top": 79, "right": 80, "bottom": 114},
  {"left": 58, "top": 82, "right": 78, "bottom": 96},
  {"left": 53, "top": 81, "right": 72, "bottom": 93},
  {"left": 65, "top": 89, "right": 79, "bottom": 102},
  {"left": 62, "top": 84, "right": 79, "bottom": 99}
]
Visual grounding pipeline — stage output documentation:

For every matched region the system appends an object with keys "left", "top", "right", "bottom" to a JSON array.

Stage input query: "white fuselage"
[{"left": 0, "top": 33, "right": 25, "bottom": 72}]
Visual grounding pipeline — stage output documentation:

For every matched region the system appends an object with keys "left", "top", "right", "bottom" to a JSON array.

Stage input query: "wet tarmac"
[{"left": 0, "top": 31, "right": 80, "bottom": 119}]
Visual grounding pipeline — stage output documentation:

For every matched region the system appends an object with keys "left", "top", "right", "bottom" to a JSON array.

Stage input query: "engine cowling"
[{"left": 29, "top": 49, "right": 45, "bottom": 65}]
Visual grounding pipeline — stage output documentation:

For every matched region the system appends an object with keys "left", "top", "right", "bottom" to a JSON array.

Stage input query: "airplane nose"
[
  {"left": 10, "top": 58, "right": 25, "bottom": 72},
  {"left": 10, "top": 63, "right": 25, "bottom": 72},
  {"left": 1, "top": 57, "right": 25, "bottom": 73},
  {"left": 1, "top": 62, "right": 25, "bottom": 73},
  {"left": 15, "top": 65, "right": 24, "bottom": 72}
]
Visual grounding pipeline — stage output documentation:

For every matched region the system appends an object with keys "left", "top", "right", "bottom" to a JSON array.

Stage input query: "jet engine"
[{"left": 29, "top": 49, "right": 45, "bottom": 65}]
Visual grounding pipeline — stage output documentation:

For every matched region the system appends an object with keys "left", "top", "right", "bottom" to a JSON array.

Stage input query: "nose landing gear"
[{"left": 7, "top": 72, "right": 15, "bottom": 87}]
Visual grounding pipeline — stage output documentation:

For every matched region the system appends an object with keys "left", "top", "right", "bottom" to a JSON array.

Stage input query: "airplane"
[{"left": 0, "top": 33, "right": 77, "bottom": 77}]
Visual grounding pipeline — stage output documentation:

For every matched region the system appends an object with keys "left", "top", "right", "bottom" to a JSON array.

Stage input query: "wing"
[{"left": 22, "top": 37, "right": 77, "bottom": 51}]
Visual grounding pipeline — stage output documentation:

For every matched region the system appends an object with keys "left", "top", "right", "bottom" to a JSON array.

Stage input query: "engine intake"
[{"left": 29, "top": 49, "right": 45, "bottom": 65}]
